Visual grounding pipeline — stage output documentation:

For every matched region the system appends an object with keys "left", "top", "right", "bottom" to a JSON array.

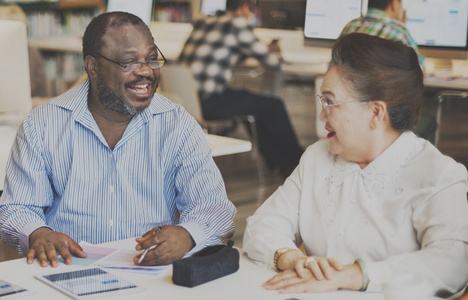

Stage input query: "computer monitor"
[
  {"left": 0, "top": 20, "right": 32, "bottom": 125},
  {"left": 303, "top": 0, "right": 364, "bottom": 48},
  {"left": 404, "top": 0, "right": 468, "bottom": 70},
  {"left": 200, "top": 0, "right": 227, "bottom": 16},
  {"left": 257, "top": 0, "right": 306, "bottom": 30}
]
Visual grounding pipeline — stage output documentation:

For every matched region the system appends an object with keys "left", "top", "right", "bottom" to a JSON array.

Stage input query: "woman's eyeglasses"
[{"left": 317, "top": 94, "right": 364, "bottom": 114}]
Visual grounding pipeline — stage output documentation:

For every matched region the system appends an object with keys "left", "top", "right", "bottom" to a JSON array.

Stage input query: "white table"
[
  {"left": 205, "top": 134, "right": 251, "bottom": 157},
  {"left": 0, "top": 238, "right": 391, "bottom": 300}
]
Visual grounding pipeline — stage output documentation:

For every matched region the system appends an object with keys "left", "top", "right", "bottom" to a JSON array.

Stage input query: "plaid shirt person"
[
  {"left": 179, "top": 14, "right": 282, "bottom": 100},
  {"left": 341, "top": 8, "right": 425, "bottom": 68}
]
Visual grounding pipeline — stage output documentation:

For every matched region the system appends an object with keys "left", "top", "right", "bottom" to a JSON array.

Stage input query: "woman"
[{"left": 243, "top": 33, "right": 468, "bottom": 297}]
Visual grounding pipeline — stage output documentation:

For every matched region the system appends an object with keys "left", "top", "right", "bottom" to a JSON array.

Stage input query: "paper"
[
  {"left": 59, "top": 242, "right": 118, "bottom": 266},
  {"left": 62, "top": 242, "right": 170, "bottom": 275},
  {"left": 95, "top": 248, "right": 170, "bottom": 275}
]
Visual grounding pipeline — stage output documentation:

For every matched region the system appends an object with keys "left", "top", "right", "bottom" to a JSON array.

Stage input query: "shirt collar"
[
  {"left": 49, "top": 77, "right": 176, "bottom": 124},
  {"left": 327, "top": 131, "right": 423, "bottom": 193},
  {"left": 366, "top": 8, "right": 405, "bottom": 27}
]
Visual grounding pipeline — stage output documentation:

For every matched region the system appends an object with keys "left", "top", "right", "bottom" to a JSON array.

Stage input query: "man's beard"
[{"left": 96, "top": 77, "right": 158, "bottom": 115}]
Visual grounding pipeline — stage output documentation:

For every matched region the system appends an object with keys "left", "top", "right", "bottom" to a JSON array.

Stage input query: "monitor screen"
[
  {"left": 405, "top": 0, "right": 468, "bottom": 49},
  {"left": 304, "top": 0, "right": 363, "bottom": 47},
  {"left": 257, "top": 0, "right": 306, "bottom": 30},
  {"left": 404, "top": 0, "right": 468, "bottom": 61},
  {"left": 0, "top": 20, "right": 32, "bottom": 125},
  {"left": 200, "top": 0, "right": 226, "bottom": 16}
]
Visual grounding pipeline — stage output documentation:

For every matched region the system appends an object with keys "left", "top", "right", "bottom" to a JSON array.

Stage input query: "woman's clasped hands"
[{"left": 263, "top": 250, "right": 359, "bottom": 294}]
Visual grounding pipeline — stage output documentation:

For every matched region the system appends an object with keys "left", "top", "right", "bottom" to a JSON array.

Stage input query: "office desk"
[
  {"left": 423, "top": 59, "right": 468, "bottom": 91},
  {"left": 424, "top": 77, "right": 468, "bottom": 90},
  {"left": 0, "top": 238, "right": 393, "bottom": 300},
  {"left": 206, "top": 134, "right": 252, "bottom": 157}
]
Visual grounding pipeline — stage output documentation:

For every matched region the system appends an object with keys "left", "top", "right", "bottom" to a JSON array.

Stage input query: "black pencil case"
[{"left": 172, "top": 240, "right": 239, "bottom": 287}]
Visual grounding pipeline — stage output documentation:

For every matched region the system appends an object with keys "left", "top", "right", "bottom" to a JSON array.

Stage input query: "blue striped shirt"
[{"left": 0, "top": 79, "right": 236, "bottom": 255}]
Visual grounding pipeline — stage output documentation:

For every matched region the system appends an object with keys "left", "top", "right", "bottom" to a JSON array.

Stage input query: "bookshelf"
[
  {"left": 153, "top": 1, "right": 191, "bottom": 23},
  {"left": 2, "top": 0, "right": 104, "bottom": 95},
  {"left": 5, "top": 0, "right": 196, "bottom": 96}
]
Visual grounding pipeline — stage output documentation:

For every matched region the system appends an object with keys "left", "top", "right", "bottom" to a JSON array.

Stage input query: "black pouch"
[{"left": 172, "top": 240, "right": 239, "bottom": 287}]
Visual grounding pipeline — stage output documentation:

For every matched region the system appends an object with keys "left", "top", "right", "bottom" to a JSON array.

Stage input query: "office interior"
[{"left": 0, "top": 0, "right": 468, "bottom": 264}]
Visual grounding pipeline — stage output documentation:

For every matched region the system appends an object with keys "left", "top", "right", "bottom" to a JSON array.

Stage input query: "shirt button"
[
  {"left": 109, "top": 153, "right": 113, "bottom": 158},
  {"left": 109, "top": 220, "right": 113, "bottom": 226},
  {"left": 109, "top": 185, "right": 114, "bottom": 192}
]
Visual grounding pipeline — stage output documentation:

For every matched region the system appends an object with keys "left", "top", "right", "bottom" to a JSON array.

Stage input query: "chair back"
[{"left": 159, "top": 63, "right": 204, "bottom": 123}]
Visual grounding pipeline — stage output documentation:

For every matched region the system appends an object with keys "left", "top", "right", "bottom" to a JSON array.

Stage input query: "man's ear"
[
  {"left": 369, "top": 100, "right": 388, "bottom": 130},
  {"left": 84, "top": 55, "right": 98, "bottom": 78}
]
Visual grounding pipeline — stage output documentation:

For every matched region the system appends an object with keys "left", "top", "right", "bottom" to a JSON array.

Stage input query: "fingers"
[
  {"left": 135, "top": 226, "right": 162, "bottom": 251},
  {"left": 55, "top": 239, "right": 85, "bottom": 266},
  {"left": 135, "top": 243, "right": 172, "bottom": 266},
  {"left": 263, "top": 270, "right": 299, "bottom": 289},
  {"left": 303, "top": 256, "right": 342, "bottom": 280},
  {"left": 263, "top": 269, "right": 340, "bottom": 294},
  {"left": 134, "top": 226, "right": 194, "bottom": 266},
  {"left": 31, "top": 243, "right": 58, "bottom": 267},
  {"left": 304, "top": 256, "right": 327, "bottom": 280},
  {"left": 27, "top": 230, "right": 81, "bottom": 267},
  {"left": 328, "top": 258, "right": 343, "bottom": 271},
  {"left": 26, "top": 249, "right": 35, "bottom": 264},
  {"left": 294, "top": 257, "right": 309, "bottom": 278},
  {"left": 67, "top": 239, "right": 87, "bottom": 258}
]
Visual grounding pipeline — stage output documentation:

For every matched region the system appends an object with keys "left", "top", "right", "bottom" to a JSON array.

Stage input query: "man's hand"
[
  {"left": 27, "top": 227, "right": 86, "bottom": 267},
  {"left": 268, "top": 39, "right": 282, "bottom": 56},
  {"left": 401, "top": 9, "right": 408, "bottom": 23},
  {"left": 134, "top": 225, "right": 195, "bottom": 266}
]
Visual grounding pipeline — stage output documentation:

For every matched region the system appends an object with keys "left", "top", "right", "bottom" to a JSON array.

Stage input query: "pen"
[{"left": 138, "top": 226, "right": 162, "bottom": 264}]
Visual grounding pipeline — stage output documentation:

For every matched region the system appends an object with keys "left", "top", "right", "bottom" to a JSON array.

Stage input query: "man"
[
  {"left": 0, "top": 12, "right": 236, "bottom": 268},
  {"left": 178, "top": 0, "right": 303, "bottom": 177},
  {"left": 341, "top": 0, "right": 425, "bottom": 68},
  {"left": 340, "top": 0, "right": 436, "bottom": 144}
]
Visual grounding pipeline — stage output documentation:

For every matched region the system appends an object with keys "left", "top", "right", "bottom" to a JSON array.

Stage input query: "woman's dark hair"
[
  {"left": 330, "top": 33, "right": 424, "bottom": 132},
  {"left": 82, "top": 11, "right": 151, "bottom": 60}
]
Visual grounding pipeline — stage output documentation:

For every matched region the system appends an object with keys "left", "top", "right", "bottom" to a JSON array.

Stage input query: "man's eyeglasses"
[
  {"left": 92, "top": 47, "right": 167, "bottom": 72},
  {"left": 317, "top": 94, "right": 364, "bottom": 115}
]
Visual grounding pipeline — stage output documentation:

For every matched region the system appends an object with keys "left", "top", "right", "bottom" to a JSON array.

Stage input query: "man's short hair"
[
  {"left": 368, "top": 0, "right": 393, "bottom": 10},
  {"left": 82, "top": 11, "right": 149, "bottom": 60}
]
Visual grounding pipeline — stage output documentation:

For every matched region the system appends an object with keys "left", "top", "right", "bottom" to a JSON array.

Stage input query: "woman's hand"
[
  {"left": 298, "top": 256, "right": 343, "bottom": 280},
  {"left": 263, "top": 263, "right": 363, "bottom": 294},
  {"left": 264, "top": 268, "right": 340, "bottom": 293},
  {"left": 277, "top": 250, "right": 343, "bottom": 280}
]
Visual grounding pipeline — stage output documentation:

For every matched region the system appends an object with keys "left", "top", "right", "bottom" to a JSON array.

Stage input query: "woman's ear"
[{"left": 369, "top": 100, "right": 388, "bottom": 130}]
